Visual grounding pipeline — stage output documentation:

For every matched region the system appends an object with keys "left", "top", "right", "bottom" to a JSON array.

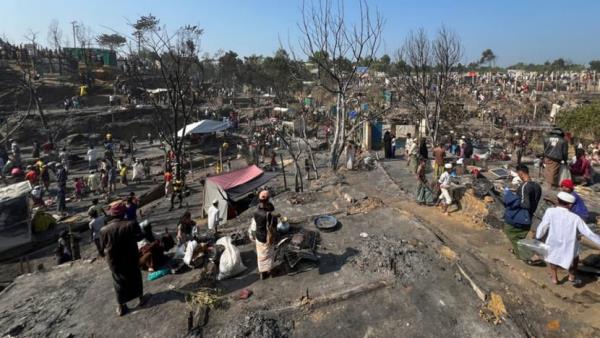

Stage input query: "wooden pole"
[{"left": 280, "top": 153, "right": 287, "bottom": 190}]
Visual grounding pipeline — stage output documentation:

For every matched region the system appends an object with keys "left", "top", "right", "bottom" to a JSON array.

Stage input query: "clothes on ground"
[{"left": 536, "top": 207, "right": 600, "bottom": 270}]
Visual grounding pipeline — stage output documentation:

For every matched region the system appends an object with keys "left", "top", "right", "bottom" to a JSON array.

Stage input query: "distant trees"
[
  {"left": 590, "top": 60, "right": 600, "bottom": 73},
  {"left": 126, "top": 14, "right": 203, "bottom": 179},
  {"left": 96, "top": 33, "right": 126, "bottom": 51},
  {"left": 507, "top": 58, "right": 584, "bottom": 72},
  {"left": 393, "top": 26, "right": 463, "bottom": 143}
]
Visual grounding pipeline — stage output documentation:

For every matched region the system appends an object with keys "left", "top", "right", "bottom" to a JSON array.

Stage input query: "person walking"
[
  {"left": 536, "top": 192, "right": 600, "bottom": 286},
  {"left": 437, "top": 163, "right": 453, "bottom": 215}
]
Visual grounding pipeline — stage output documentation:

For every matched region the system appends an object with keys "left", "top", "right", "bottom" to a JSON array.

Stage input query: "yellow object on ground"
[{"left": 32, "top": 210, "right": 57, "bottom": 233}]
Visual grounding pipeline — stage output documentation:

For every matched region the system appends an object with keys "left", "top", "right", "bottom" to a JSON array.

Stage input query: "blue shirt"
[
  {"left": 125, "top": 204, "right": 138, "bottom": 221},
  {"left": 570, "top": 191, "right": 589, "bottom": 221}
]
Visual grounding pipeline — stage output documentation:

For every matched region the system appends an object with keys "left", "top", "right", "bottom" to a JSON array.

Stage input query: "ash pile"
[
  {"left": 215, "top": 313, "right": 293, "bottom": 338},
  {"left": 350, "top": 235, "right": 433, "bottom": 282}
]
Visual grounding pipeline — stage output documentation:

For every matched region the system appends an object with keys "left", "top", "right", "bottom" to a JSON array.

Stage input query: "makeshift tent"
[
  {"left": 177, "top": 120, "right": 231, "bottom": 137},
  {"left": 203, "top": 165, "right": 278, "bottom": 224},
  {"left": 0, "top": 181, "right": 32, "bottom": 252}
]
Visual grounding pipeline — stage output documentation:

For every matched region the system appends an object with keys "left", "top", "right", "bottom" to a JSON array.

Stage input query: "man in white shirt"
[
  {"left": 87, "top": 146, "right": 97, "bottom": 170},
  {"left": 89, "top": 209, "right": 106, "bottom": 258},
  {"left": 207, "top": 199, "right": 221, "bottom": 232},
  {"left": 437, "top": 163, "right": 453, "bottom": 216},
  {"left": 536, "top": 191, "right": 600, "bottom": 286}
]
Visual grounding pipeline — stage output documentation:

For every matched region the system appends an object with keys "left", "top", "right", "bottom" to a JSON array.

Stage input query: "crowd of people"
[{"left": 396, "top": 125, "right": 599, "bottom": 287}]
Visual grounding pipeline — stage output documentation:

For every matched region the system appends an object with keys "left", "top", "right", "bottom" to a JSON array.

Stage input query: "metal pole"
[{"left": 70, "top": 21, "right": 77, "bottom": 48}]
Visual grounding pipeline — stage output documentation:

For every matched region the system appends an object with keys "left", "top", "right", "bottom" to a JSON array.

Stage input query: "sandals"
[
  {"left": 116, "top": 304, "right": 128, "bottom": 316},
  {"left": 569, "top": 278, "right": 583, "bottom": 287},
  {"left": 525, "top": 259, "right": 544, "bottom": 266}
]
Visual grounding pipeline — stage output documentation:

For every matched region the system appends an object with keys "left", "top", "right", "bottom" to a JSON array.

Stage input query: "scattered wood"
[
  {"left": 266, "top": 279, "right": 392, "bottom": 315},
  {"left": 457, "top": 263, "right": 487, "bottom": 301}
]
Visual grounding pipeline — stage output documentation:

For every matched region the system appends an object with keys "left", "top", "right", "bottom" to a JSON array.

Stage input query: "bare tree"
[
  {"left": 393, "top": 26, "right": 462, "bottom": 142},
  {"left": 126, "top": 15, "right": 203, "bottom": 180},
  {"left": 296, "top": 0, "right": 383, "bottom": 170},
  {"left": 47, "top": 19, "right": 64, "bottom": 75}
]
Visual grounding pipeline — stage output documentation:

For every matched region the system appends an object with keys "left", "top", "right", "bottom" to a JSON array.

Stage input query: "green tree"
[
  {"left": 556, "top": 103, "right": 600, "bottom": 140},
  {"left": 589, "top": 60, "right": 600, "bottom": 73},
  {"left": 217, "top": 50, "right": 242, "bottom": 91},
  {"left": 96, "top": 33, "right": 126, "bottom": 50}
]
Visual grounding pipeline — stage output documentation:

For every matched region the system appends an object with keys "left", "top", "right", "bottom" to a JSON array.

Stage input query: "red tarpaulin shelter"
[{"left": 203, "top": 165, "right": 278, "bottom": 223}]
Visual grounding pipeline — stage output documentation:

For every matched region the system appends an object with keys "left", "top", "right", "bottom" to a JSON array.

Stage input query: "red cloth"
[
  {"left": 25, "top": 170, "right": 37, "bottom": 184},
  {"left": 164, "top": 172, "right": 173, "bottom": 183},
  {"left": 571, "top": 158, "right": 591, "bottom": 178},
  {"left": 207, "top": 165, "right": 263, "bottom": 190}
]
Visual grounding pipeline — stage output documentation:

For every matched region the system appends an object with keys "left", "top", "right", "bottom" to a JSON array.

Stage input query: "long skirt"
[
  {"left": 255, "top": 240, "right": 274, "bottom": 273},
  {"left": 543, "top": 158, "right": 560, "bottom": 187},
  {"left": 111, "top": 265, "right": 143, "bottom": 304},
  {"left": 416, "top": 181, "right": 434, "bottom": 204}
]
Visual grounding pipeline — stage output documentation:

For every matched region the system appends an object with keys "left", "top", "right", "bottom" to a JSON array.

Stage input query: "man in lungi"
[
  {"left": 250, "top": 190, "right": 278, "bottom": 280},
  {"left": 101, "top": 220, "right": 148, "bottom": 316}
]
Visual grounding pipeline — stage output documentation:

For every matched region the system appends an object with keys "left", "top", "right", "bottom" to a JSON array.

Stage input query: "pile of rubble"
[
  {"left": 350, "top": 235, "right": 432, "bottom": 282},
  {"left": 216, "top": 313, "right": 293, "bottom": 338}
]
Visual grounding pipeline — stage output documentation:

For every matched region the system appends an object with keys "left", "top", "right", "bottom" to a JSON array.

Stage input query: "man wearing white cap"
[
  {"left": 207, "top": 199, "right": 221, "bottom": 232},
  {"left": 437, "top": 163, "right": 453, "bottom": 215},
  {"left": 536, "top": 191, "right": 600, "bottom": 286}
]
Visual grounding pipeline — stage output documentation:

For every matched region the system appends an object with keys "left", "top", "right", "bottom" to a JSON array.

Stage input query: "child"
[
  {"left": 74, "top": 177, "right": 83, "bottom": 201},
  {"left": 120, "top": 165, "right": 128, "bottom": 186}
]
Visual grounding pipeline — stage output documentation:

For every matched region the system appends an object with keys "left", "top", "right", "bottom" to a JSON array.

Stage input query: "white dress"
[
  {"left": 536, "top": 207, "right": 600, "bottom": 269},
  {"left": 346, "top": 145, "right": 354, "bottom": 170}
]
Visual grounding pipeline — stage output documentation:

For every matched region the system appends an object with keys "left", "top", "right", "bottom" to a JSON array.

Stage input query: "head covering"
[
  {"left": 444, "top": 163, "right": 453, "bottom": 169},
  {"left": 461, "top": 135, "right": 466, "bottom": 140},
  {"left": 557, "top": 191, "right": 575, "bottom": 204},
  {"left": 560, "top": 179, "right": 574, "bottom": 190},
  {"left": 258, "top": 190, "right": 270, "bottom": 201}
]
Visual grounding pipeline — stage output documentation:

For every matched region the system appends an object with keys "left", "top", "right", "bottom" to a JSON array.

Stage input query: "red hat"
[{"left": 560, "top": 179, "right": 574, "bottom": 190}]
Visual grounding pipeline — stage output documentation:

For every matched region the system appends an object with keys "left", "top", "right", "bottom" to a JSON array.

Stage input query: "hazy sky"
[{"left": 2, "top": 0, "right": 599, "bottom": 66}]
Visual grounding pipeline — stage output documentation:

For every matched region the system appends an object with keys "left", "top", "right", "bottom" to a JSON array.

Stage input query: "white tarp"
[{"left": 177, "top": 120, "right": 231, "bottom": 137}]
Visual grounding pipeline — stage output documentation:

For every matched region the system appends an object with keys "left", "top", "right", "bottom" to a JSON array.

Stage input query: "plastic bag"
[
  {"left": 216, "top": 236, "right": 246, "bottom": 280},
  {"left": 517, "top": 239, "right": 548, "bottom": 261},
  {"left": 174, "top": 244, "right": 186, "bottom": 259},
  {"left": 248, "top": 218, "right": 257, "bottom": 241},
  {"left": 183, "top": 240, "right": 198, "bottom": 266},
  {"left": 559, "top": 164, "right": 571, "bottom": 182}
]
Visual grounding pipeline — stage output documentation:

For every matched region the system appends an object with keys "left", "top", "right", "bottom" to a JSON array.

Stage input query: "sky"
[{"left": 1, "top": 0, "right": 599, "bottom": 66}]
